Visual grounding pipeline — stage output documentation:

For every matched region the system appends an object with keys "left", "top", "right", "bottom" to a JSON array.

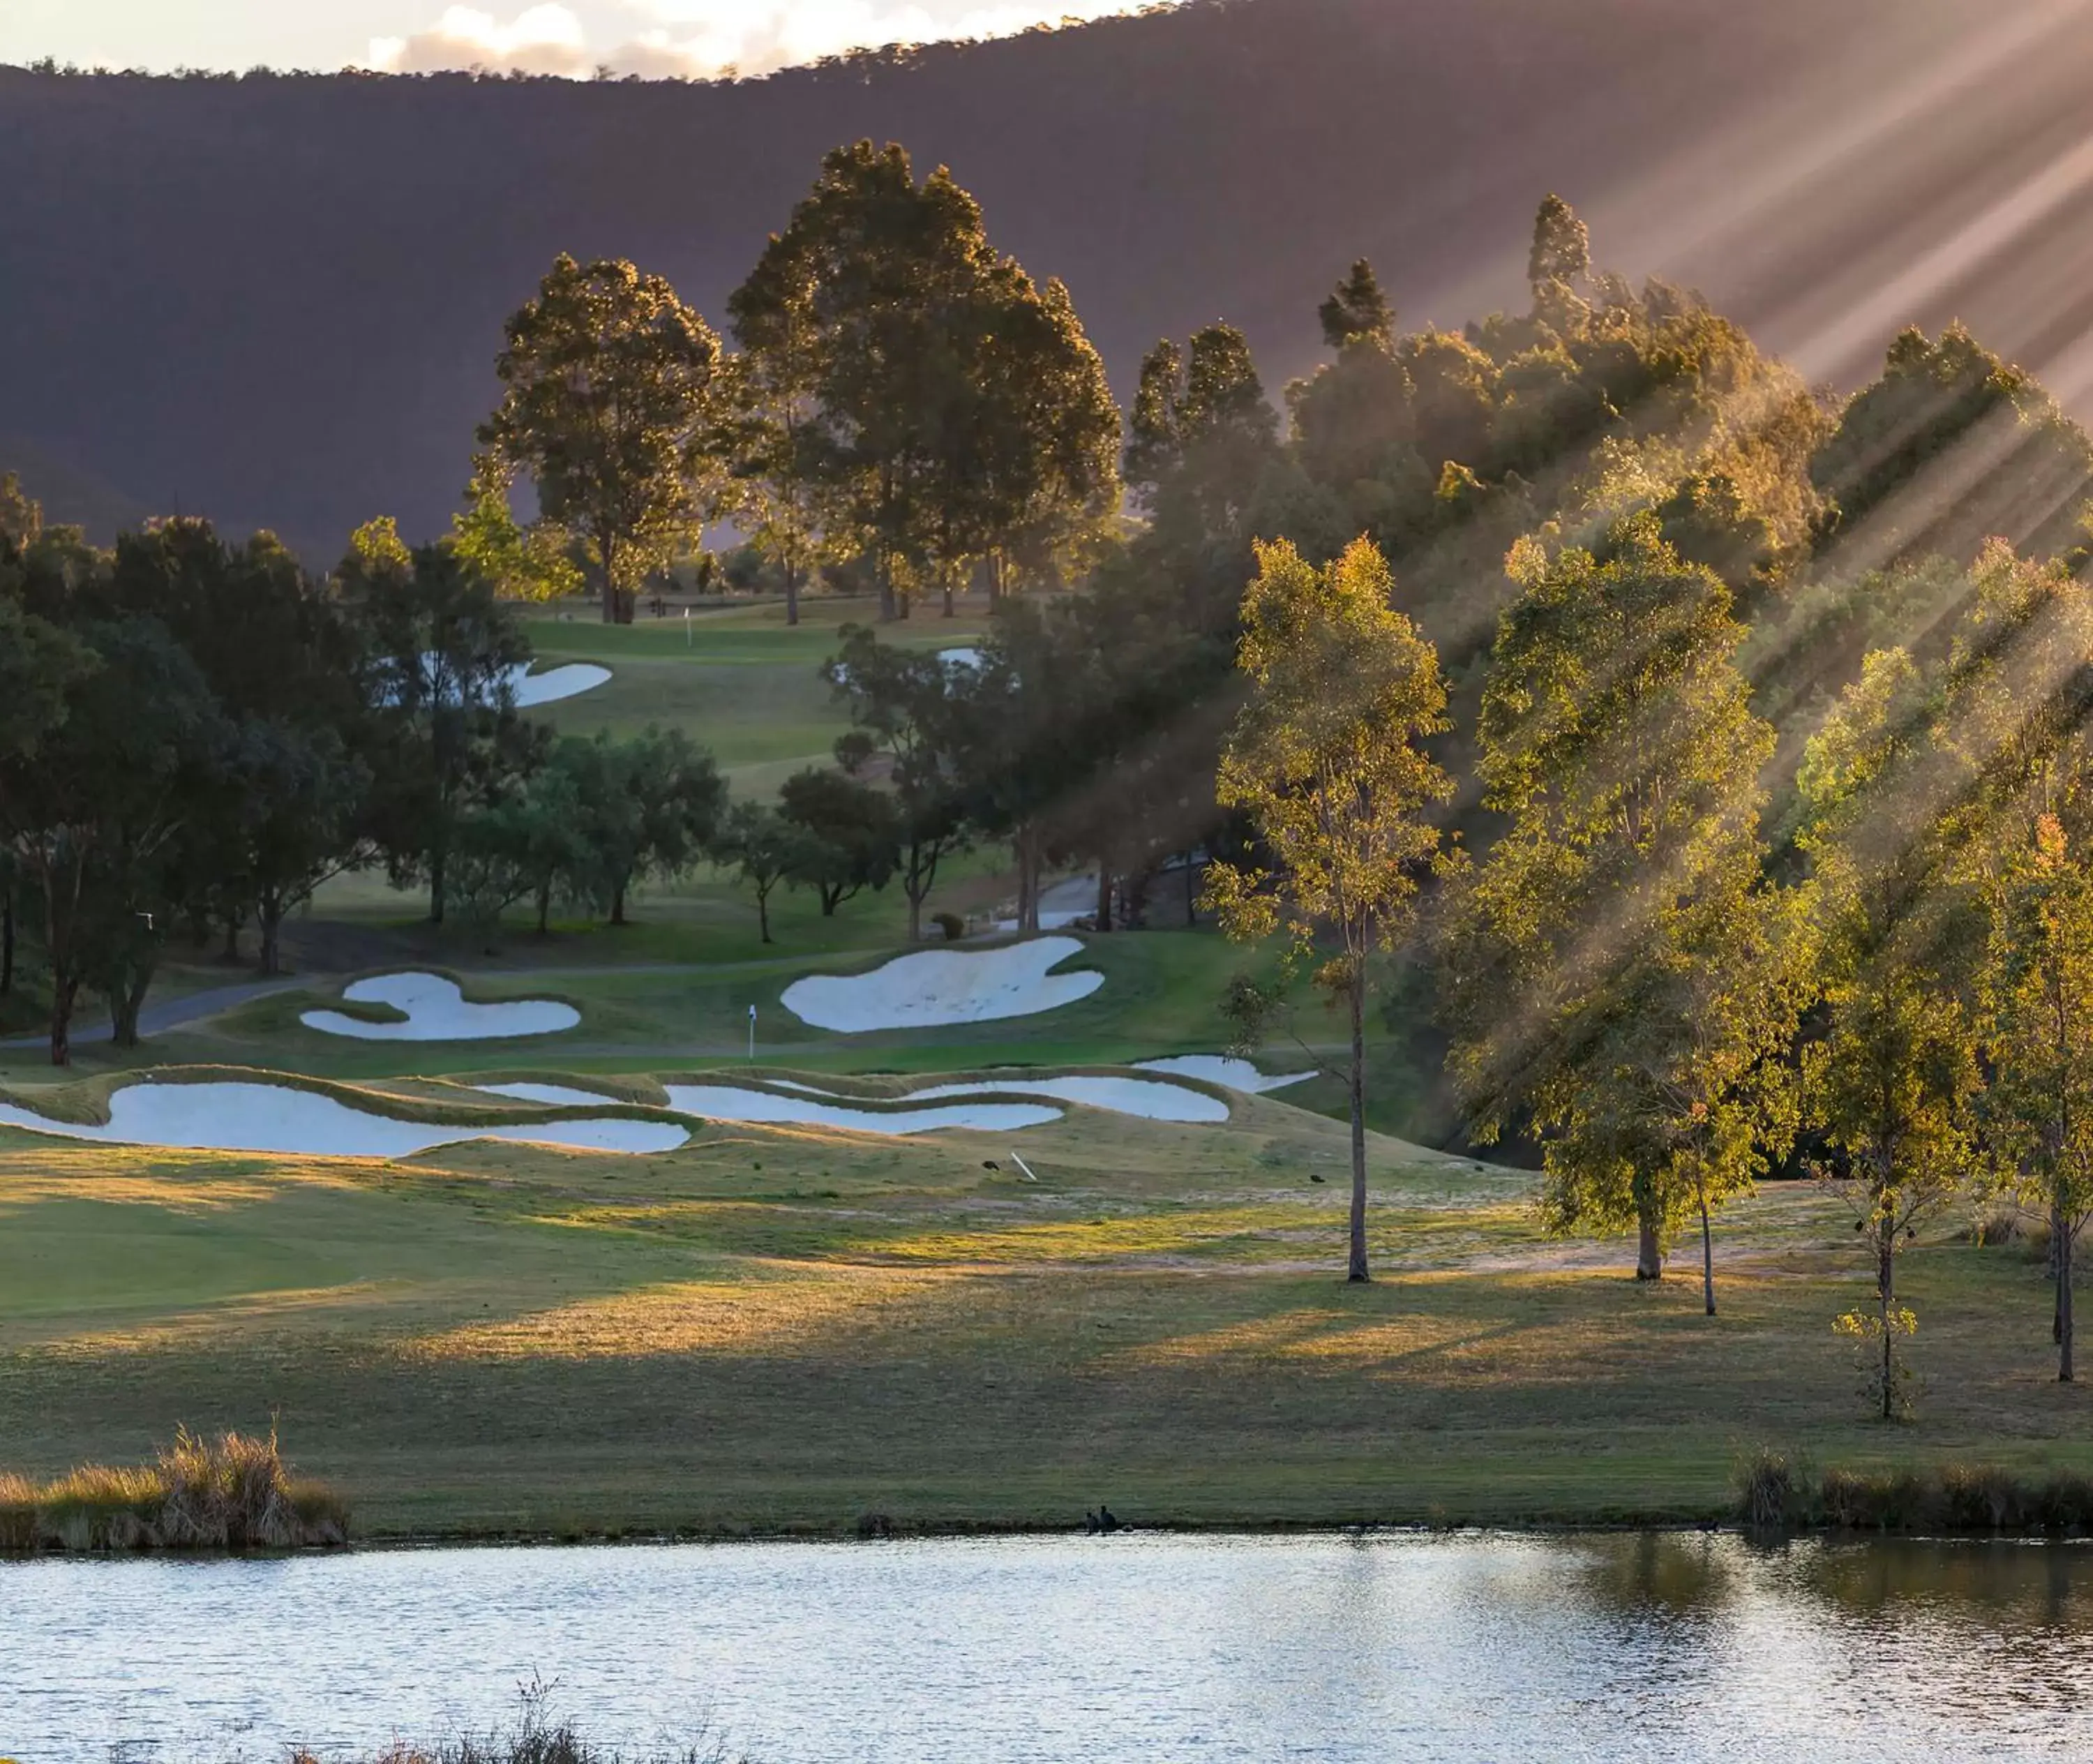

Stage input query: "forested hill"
[{"left": 4, "top": 0, "right": 2091, "bottom": 562}]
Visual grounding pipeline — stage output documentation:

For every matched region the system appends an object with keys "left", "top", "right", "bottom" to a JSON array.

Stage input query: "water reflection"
[{"left": 8, "top": 1534, "right": 2093, "bottom": 1763}]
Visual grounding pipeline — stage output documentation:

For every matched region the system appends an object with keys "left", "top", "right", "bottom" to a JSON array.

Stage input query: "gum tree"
[
  {"left": 479, "top": 255, "right": 721, "bottom": 625},
  {"left": 1202, "top": 535, "right": 1453, "bottom": 1283},
  {"left": 1444, "top": 516, "right": 1798, "bottom": 1294}
]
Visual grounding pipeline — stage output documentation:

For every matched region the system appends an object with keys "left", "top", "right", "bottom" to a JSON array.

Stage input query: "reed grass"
[
  {"left": 0, "top": 1426, "right": 348, "bottom": 1552},
  {"left": 1736, "top": 1447, "right": 2093, "bottom": 1533}
]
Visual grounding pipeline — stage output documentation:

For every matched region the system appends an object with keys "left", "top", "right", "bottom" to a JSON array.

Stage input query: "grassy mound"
[{"left": 0, "top": 1426, "right": 347, "bottom": 1551}]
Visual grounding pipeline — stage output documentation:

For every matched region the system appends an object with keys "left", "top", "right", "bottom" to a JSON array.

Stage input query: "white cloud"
[
  {"left": 368, "top": 0, "right": 1153, "bottom": 80},
  {"left": 370, "top": 5, "right": 594, "bottom": 75}
]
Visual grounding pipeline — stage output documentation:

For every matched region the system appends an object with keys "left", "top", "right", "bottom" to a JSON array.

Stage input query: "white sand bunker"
[
  {"left": 508, "top": 662, "right": 611, "bottom": 708},
  {"left": 909, "top": 1076, "right": 1228, "bottom": 1123},
  {"left": 1134, "top": 1056, "right": 1317, "bottom": 1096},
  {"left": 302, "top": 973, "right": 580, "bottom": 1042},
  {"left": 0, "top": 1081, "right": 687, "bottom": 1157},
  {"left": 939, "top": 647, "right": 984, "bottom": 671},
  {"left": 782, "top": 936, "right": 1102, "bottom": 1032},
  {"left": 660, "top": 1084, "right": 1059, "bottom": 1136}
]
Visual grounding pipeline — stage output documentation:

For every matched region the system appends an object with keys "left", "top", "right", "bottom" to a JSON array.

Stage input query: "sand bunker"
[
  {"left": 507, "top": 662, "right": 612, "bottom": 708},
  {"left": 0, "top": 1081, "right": 687, "bottom": 1158},
  {"left": 908, "top": 1075, "right": 1229, "bottom": 1123},
  {"left": 939, "top": 647, "right": 984, "bottom": 671},
  {"left": 1134, "top": 1056, "right": 1317, "bottom": 1095},
  {"left": 301, "top": 973, "right": 580, "bottom": 1042},
  {"left": 659, "top": 1084, "right": 1060, "bottom": 1136},
  {"left": 781, "top": 937, "right": 1102, "bottom": 1032}
]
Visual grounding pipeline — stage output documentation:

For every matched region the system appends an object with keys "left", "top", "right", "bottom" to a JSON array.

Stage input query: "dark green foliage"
[
  {"left": 778, "top": 765, "right": 899, "bottom": 916},
  {"left": 1318, "top": 258, "right": 1395, "bottom": 352},
  {"left": 1810, "top": 323, "right": 2093, "bottom": 566}
]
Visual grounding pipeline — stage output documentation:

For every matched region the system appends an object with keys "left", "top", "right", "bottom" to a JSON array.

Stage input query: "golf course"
[{"left": 2, "top": 594, "right": 2088, "bottom": 1543}]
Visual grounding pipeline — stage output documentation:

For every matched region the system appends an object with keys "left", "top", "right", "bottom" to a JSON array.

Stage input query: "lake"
[{"left": 6, "top": 1530, "right": 2092, "bottom": 1761}]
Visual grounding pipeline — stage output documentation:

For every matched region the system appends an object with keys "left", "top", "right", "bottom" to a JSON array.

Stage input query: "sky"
[{"left": 0, "top": 0, "right": 1153, "bottom": 79}]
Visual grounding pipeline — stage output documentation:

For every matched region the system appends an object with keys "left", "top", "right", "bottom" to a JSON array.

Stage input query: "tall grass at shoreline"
[
  {"left": 0, "top": 1426, "right": 347, "bottom": 1551},
  {"left": 1738, "top": 1448, "right": 2093, "bottom": 1533}
]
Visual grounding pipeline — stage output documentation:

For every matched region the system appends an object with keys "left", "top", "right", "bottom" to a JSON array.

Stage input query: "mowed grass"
[
  {"left": 519, "top": 596, "right": 987, "bottom": 790},
  {"left": 3, "top": 1082, "right": 2090, "bottom": 1539}
]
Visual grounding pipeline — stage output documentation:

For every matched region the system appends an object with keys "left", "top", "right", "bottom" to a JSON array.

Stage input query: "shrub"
[{"left": 0, "top": 1426, "right": 347, "bottom": 1552}]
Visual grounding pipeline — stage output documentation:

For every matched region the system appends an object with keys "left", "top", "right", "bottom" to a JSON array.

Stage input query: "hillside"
[{"left": 4, "top": 0, "right": 2091, "bottom": 562}]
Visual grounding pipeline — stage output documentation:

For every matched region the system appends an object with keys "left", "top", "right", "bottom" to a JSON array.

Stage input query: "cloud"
[
  {"left": 369, "top": 6, "right": 594, "bottom": 76},
  {"left": 367, "top": 0, "right": 1155, "bottom": 80}
]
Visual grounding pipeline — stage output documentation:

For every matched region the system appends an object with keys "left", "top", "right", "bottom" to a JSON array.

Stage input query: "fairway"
[{"left": 3, "top": 1091, "right": 2089, "bottom": 1538}]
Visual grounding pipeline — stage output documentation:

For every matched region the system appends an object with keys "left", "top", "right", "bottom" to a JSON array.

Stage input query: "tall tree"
[
  {"left": 479, "top": 255, "right": 721, "bottom": 625},
  {"left": 0, "top": 611, "right": 220, "bottom": 1061},
  {"left": 1796, "top": 650, "right": 1981, "bottom": 1412},
  {"left": 1444, "top": 516, "right": 1792, "bottom": 1290},
  {"left": 723, "top": 246, "right": 835, "bottom": 629},
  {"left": 827, "top": 626, "right": 970, "bottom": 942},
  {"left": 100, "top": 519, "right": 372, "bottom": 976},
  {"left": 1203, "top": 536, "right": 1453, "bottom": 1283},
  {"left": 341, "top": 521, "right": 539, "bottom": 925},
  {"left": 1985, "top": 814, "right": 2093, "bottom": 1383},
  {"left": 1318, "top": 259, "right": 1395, "bottom": 352},
  {"left": 746, "top": 141, "right": 1119, "bottom": 620}
]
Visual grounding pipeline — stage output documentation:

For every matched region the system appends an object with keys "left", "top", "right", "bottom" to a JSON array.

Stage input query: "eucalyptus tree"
[
  {"left": 1443, "top": 516, "right": 1799, "bottom": 1296},
  {"left": 479, "top": 254, "right": 721, "bottom": 625},
  {"left": 1796, "top": 650, "right": 1981, "bottom": 1413},
  {"left": 742, "top": 142, "right": 1118, "bottom": 620},
  {"left": 826, "top": 625, "right": 970, "bottom": 941},
  {"left": 340, "top": 519, "right": 539, "bottom": 925},
  {"left": 1203, "top": 536, "right": 1453, "bottom": 1283}
]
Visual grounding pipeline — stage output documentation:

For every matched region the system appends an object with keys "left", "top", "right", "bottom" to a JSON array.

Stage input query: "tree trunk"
[
  {"left": 908, "top": 885, "right": 924, "bottom": 945},
  {"left": 1879, "top": 1220, "right": 1896, "bottom": 1420},
  {"left": 2062, "top": 1210, "right": 2077, "bottom": 1384},
  {"left": 1347, "top": 970, "right": 1370, "bottom": 1284},
  {"left": 942, "top": 561, "right": 956, "bottom": 620},
  {"left": 1095, "top": 866, "right": 1113, "bottom": 933},
  {"left": 430, "top": 847, "right": 447, "bottom": 926},
  {"left": 756, "top": 883, "right": 774, "bottom": 944},
  {"left": 537, "top": 881, "right": 553, "bottom": 936},
  {"left": 1, "top": 890, "right": 13, "bottom": 996},
  {"left": 989, "top": 552, "right": 1004, "bottom": 608},
  {"left": 49, "top": 973, "right": 78, "bottom": 1068},
  {"left": 878, "top": 553, "right": 897, "bottom": 623},
  {"left": 1021, "top": 833, "right": 1042, "bottom": 934},
  {"left": 1636, "top": 1211, "right": 1665, "bottom": 1282},
  {"left": 785, "top": 560, "right": 801, "bottom": 629},
  {"left": 1184, "top": 855, "right": 1196, "bottom": 927},
  {"left": 221, "top": 913, "right": 241, "bottom": 964},
  {"left": 258, "top": 895, "right": 285, "bottom": 978},
  {"left": 1700, "top": 1195, "right": 1716, "bottom": 1317},
  {"left": 110, "top": 973, "right": 150, "bottom": 1049},
  {"left": 611, "top": 881, "right": 628, "bottom": 927},
  {"left": 600, "top": 535, "right": 619, "bottom": 625}
]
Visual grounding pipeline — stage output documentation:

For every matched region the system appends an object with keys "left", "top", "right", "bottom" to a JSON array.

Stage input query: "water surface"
[{"left": 6, "top": 1531, "right": 2092, "bottom": 1762}]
